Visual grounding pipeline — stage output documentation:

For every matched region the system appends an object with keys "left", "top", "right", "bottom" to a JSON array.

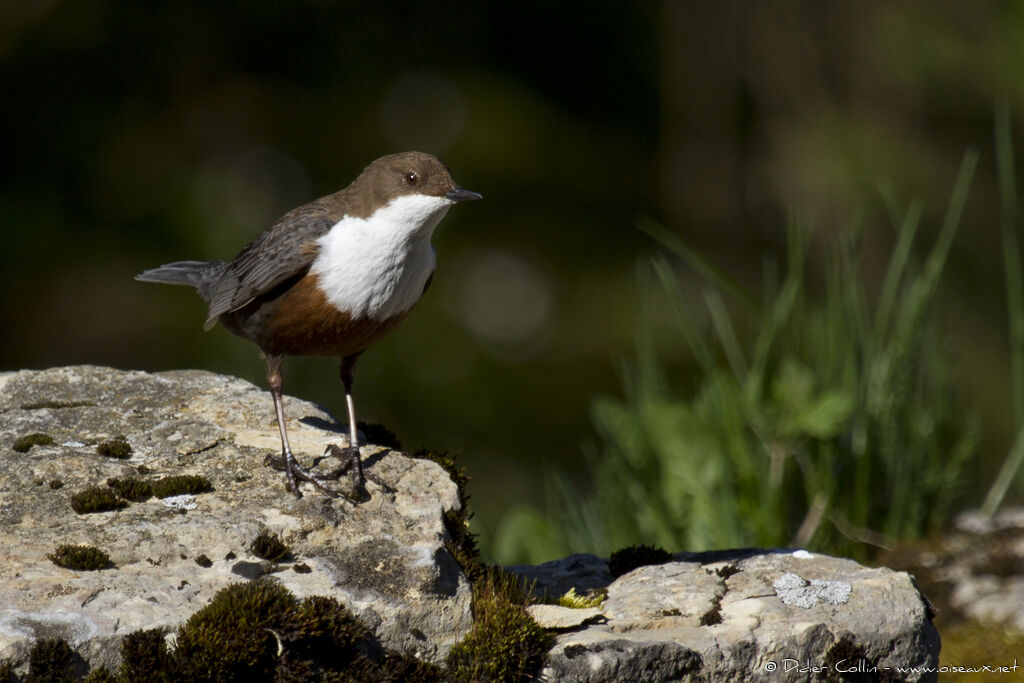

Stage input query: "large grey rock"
[
  {"left": 508, "top": 548, "right": 940, "bottom": 682},
  {"left": 0, "top": 366, "right": 472, "bottom": 673}
]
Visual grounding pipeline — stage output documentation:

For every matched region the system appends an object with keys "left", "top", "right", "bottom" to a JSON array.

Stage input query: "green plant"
[
  {"left": 97, "top": 438, "right": 132, "bottom": 459},
  {"left": 250, "top": 530, "right": 290, "bottom": 562},
  {"left": 151, "top": 475, "right": 213, "bottom": 498},
  {"left": 446, "top": 570, "right": 552, "bottom": 683},
  {"left": 70, "top": 488, "right": 127, "bottom": 514},
  {"left": 26, "top": 638, "right": 78, "bottom": 682},
  {"left": 48, "top": 545, "right": 113, "bottom": 570},
  {"left": 12, "top": 433, "right": 55, "bottom": 453},
  {"left": 497, "top": 151, "right": 981, "bottom": 561}
]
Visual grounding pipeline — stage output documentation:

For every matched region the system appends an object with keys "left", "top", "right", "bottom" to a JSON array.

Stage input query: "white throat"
[{"left": 310, "top": 193, "right": 451, "bottom": 321}]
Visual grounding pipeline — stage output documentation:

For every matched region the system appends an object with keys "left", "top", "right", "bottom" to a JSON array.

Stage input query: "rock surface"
[
  {"left": 508, "top": 549, "right": 941, "bottom": 682},
  {"left": 1, "top": 365, "right": 947, "bottom": 681},
  {"left": 0, "top": 366, "right": 472, "bottom": 673}
]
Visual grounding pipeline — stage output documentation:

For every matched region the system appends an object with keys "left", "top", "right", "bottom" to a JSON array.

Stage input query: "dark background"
[{"left": 3, "top": 0, "right": 1022, "bottom": 562}]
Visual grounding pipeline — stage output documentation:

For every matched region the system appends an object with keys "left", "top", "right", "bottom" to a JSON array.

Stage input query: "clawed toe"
[
  {"left": 322, "top": 444, "right": 394, "bottom": 496},
  {"left": 264, "top": 444, "right": 390, "bottom": 501}
]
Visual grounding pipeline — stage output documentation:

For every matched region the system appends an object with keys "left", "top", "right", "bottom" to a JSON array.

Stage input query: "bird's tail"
[{"left": 135, "top": 260, "right": 225, "bottom": 302}]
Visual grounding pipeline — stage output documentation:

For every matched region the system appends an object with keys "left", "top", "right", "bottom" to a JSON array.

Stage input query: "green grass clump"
[
  {"left": 608, "top": 544, "right": 674, "bottom": 579},
  {"left": 446, "top": 570, "right": 552, "bottom": 683},
  {"left": 106, "top": 476, "right": 153, "bottom": 501},
  {"left": 71, "top": 487, "right": 127, "bottom": 514},
  {"left": 48, "top": 544, "right": 112, "bottom": 571},
  {"left": 12, "top": 432, "right": 55, "bottom": 453},
  {"left": 151, "top": 475, "right": 213, "bottom": 498},
  {"left": 96, "top": 437, "right": 132, "bottom": 459},
  {"left": 250, "top": 530, "right": 290, "bottom": 562},
  {"left": 497, "top": 152, "right": 982, "bottom": 562}
]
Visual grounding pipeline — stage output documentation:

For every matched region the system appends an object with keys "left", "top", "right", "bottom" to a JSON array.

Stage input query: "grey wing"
[{"left": 203, "top": 203, "right": 336, "bottom": 330}]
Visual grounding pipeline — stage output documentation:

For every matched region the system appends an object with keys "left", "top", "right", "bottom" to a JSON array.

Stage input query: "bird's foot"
[
  {"left": 263, "top": 451, "right": 340, "bottom": 499},
  {"left": 321, "top": 444, "right": 394, "bottom": 501}
]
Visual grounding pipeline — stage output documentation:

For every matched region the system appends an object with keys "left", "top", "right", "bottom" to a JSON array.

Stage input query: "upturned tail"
[{"left": 135, "top": 260, "right": 225, "bottom": 303}]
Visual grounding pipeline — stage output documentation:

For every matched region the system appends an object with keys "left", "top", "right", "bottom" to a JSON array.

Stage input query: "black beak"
[{"left": 446, "top": 186, "right": 483, "bottom": 202}]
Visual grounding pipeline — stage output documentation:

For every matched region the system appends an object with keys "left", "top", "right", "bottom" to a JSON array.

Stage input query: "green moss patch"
[
  {"left": 446, "top": 570, "right": 552, "bottom": 682},
  {"left": 71, "top": 487, "right": 128, "bottom": 514},
  {"left": 557, "top": 587, "right": 607, "bottom": 609},
  {"left": 48, "top": 544, "right": 112, "bottom": 571},
  {"left": 250, "top": 530, "right": 290, "bottom": 562},
  {"left": 151, "top": 475, "right": 213, "bottom": 498},
  {"left": 359, "top": 421, "right": 402, "bottom": 450},
  {"left": 12, "top": 432, "right": 55, "bottom": 453},
  {"left": 29, "top": 637, "right": 79, "bottom": 681},
  {"left": 96, "top": 438, "right": 132, "bottom": 459},
  {"left": 609, "top": 544, "right": 674, "bottom": 579},
  {"left": 21, "top": 399, "right": 94, "bottom": 410},
  {"left": 106, "top": 476, "right": 153, "bottom": 501},
  {"left": 171, "top": 579, "right": 436, "bottom": 681}
]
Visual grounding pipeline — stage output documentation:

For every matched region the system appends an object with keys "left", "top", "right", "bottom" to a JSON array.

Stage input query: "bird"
[{"left": 136, "top": 151, "right": 482, "bottom": 499}]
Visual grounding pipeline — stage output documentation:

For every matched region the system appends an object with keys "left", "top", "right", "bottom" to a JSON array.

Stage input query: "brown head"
[{"left": 339, "top": 151, "right": 481, "bottom": 219}]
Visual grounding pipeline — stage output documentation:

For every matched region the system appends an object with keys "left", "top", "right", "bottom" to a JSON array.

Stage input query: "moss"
[
  {"left": 21, "top": 399, "right": 94, "bottom": 410},
  {"left": 71, "top": 487, "right": 128, "bottom": 514},
  {"left": 83, "top": 667, "right": 118, "bottom": 682},
  {"left": 12, "top": 432, "right": 55, "bottom": 453},
  {"left": 27, "top": 637, "right": 79, "bottom": 682},
  {"left": 174, "top": 579, "right": 398, "bottom": 682},
  {"left": 151, "top": 474, "right": 213, "bottom": 498},
  {"left": 48, "top": 479, "right": 64, "bottom": 489},
  {"left": 96, "top": 437, "right": 133, "bottom": 459},
  {"left": 557, "top": 587, "right": 606, "bottom": 609},
  {"left": 293, "top": 563, "right": 312, "bottom": 574},
  {"left": 250, "top": 530, "right": 290, "bottom": 562},
  {"left": 174, "top": 579, "right": 298, "bottom": 680},
  {"left": 119, "top": 628, "right": 174, "bottom": 682},
  {"left": 106, "top": 476, "right": 153, "bottom": 501},
  {"left": 715, "top": 564, "right": 740, "bottom": 579},
  {"left": 699, "top": 600, "right": 723, "bottom": 626},
  {"left": 446, "top": 570, "right": 552, "bottom": 683},
  {"left": 382, "top": 652, "right": 444, "bottom": 682},
  {"left": 195, "top": 554, "right": 213, "bottom": 568},
  {"left": 48, "top": 544, "right": 112, "bottom": 571},
  {"left": 608, "top": 544, "right": 674, "bottom": 579},
  {"left": 358, "top": 421, "right": 402, "bottom": 450}
]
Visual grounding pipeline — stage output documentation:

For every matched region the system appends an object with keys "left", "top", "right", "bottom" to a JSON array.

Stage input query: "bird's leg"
[
  {"left": 262, "top": 354, "right": 338, "bottom": 498},
  {"left": 322, "top": 354, "right": 392, "bottom": 500}
]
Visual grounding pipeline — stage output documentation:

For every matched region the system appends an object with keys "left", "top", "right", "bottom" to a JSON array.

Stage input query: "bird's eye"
[{"left": 404, "top": 171, "right": 418, "bottom": 185}]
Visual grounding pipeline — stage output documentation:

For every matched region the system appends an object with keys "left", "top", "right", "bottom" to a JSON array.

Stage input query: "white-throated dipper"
[{"left": 137, "top": 151, "right": 481, "bottom": 499}]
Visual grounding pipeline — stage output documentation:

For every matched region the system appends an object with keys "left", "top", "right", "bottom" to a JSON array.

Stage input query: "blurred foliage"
[
  {"left": 496, "top": 153, "right": 983, "bottom": 562},
  {"left": 4, "top": 1, "right": 1024, "bottom": 558}
]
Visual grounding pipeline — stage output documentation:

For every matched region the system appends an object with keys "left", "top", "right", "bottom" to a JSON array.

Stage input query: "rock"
[
  {"left": 0, "top": 366, "right": 472, "bottom": 673},
  {"left": 505, "top": 552, "right": 612, "bottom": 599},
  {"left": 507, "top": 548, "right": 940, "bottom": 682},
  {"left": 527, "top": 604, "right": 603, "bottom": 630}
]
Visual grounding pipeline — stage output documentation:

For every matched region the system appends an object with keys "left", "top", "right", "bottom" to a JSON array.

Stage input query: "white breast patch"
[{"left": 309, "top": 193, "right": 451, "bottom": 321}]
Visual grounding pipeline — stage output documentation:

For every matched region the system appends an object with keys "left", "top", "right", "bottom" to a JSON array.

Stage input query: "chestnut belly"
[{"left": 222, "top": 272, "right": 414, "bottom": 358}]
